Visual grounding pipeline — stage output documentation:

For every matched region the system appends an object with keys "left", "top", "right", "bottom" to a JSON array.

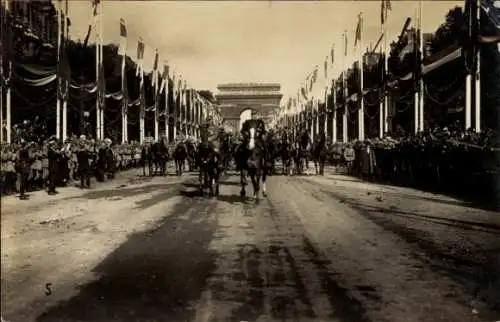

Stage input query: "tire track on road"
[
  {"left": 4, "top": 174, "right": 220, "bottom": 322},
  {"left": 292, "top": 176, "right": 484, "bottom": 322},
  {"left": 301, "top": 175, "right": 500, "bottom": 314}
]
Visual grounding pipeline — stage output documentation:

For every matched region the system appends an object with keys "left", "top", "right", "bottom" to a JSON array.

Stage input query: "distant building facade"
[{"left": 215, "top": 83, "right": 282, "bottom": 134}]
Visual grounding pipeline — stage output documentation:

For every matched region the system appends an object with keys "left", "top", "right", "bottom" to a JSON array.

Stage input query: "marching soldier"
[
  {"left": 16, "top": 141, "right": 31, "bottom": 200},
  {"left": 343, "top": 143, "right": 355, "bottom": 175}
]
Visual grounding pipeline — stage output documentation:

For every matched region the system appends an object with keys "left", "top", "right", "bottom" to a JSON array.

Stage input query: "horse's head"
[{"left": 241, "top": 119, "right": 265, "bottom": 150}]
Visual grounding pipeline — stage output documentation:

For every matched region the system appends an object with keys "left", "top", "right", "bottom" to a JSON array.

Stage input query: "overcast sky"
[{"left": 67, "top": 1, "right": 462, "bottom": 99}]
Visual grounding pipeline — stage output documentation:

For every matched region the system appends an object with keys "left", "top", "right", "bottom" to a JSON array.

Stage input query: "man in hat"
[
  {"left": 47, "top": 138, "right": 60, "bottom": 195},
  {"left": 77, "top": 138, "right": 91, "bottom": 189}
]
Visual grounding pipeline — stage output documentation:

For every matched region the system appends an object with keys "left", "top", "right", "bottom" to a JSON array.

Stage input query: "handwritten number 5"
[{"left": 45, "top": 283, "right": 52, "bottom": 296}]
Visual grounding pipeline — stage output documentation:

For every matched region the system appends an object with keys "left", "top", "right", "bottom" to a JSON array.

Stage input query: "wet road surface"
[{"left": 1, "top": 166, "right": 499, "bottom": 322}]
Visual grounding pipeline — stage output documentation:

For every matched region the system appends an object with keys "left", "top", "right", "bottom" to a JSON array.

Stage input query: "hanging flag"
[
  {"left": 331, "top": 44, "right": 335, "bottom": 64},
  {"left": 354, "top": 13, "right": 363, "bottom": 48},
  {"left": 136, "top": 38, "right": 145, "bottom": 85},
  {"left": 381, "top": 0, "right": 392, "bottom": 25},
  {"left": 118, "top": 18, "right": 127, "bottom": 56},
  {"left": 344, "top": 31, "right": 348, "bottom": 56},
  {"left": 399, "top": 29, "right": 415, "bottom": 61},
  {"left": 324, "top": 57, "right": 328, "bottom": 79},
  {"left": 98, "top": 58, "right": 106, "bottom": 109},
  {"left": 309, "top": 66, "right": 318, "bottom": 92},
  {"left": 301, "top": 87, "right": 307, "bottom": 100},
  {"left": 160, "top": 64, "right": 169, "bottom": 94},
  {"left": 481, "top": 0, "right": 500, "bottom": 30},
  {"left": 151, "top": 49, "right": 159, "bottom": 90},
  {"left": 312, "top": 66, "right": 318, "bottom": 83},
  {"left": 83, "top": 0, "right": 100, "bottom": 46}
]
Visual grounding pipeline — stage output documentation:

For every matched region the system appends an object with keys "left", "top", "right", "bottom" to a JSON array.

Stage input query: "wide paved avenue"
[{"left": 1, "top": 166, "right": 499, "bottom": 322}]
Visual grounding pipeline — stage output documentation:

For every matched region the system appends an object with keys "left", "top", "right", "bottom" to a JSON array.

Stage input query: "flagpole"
[
  {"left": 342, "top": 31, "right": 348, "bottom": 143},
  {"left": 172, "top": 72, "right": 177, "bottom": 141},
  {"left": 121, "top": 46, "right": 126, "bottom": 143},
  {"left": 99, "top": 0, "right": 104, "bottom": 140},
  {"left": 474, "top": 0, "right": 481, "bottom": 132},
  {"left": 164, "top": 66, "right": 169, "bottom": 142},
  {"left": 379, "top": 7, "right": 386, "bottom": 137},
  {"left": 184, "top": 82, "right": 188, "bottom": 136},
  {"left": 154, "top": 53, "right": 159, "bottom": 141},
  {"left": 94, "top": 2, "right": 100, "bottom": 140},
  {"left": 2, "top": 0, "right": 11, "bottom": 144},
  {"left": 413, "top": 8, "right": 419, "bottom": 134},
  {"left": 332, "top": 79, "right": 337, "bottom": 142},
  {"left": 418, "top": 0, "right": 424, "bottom": 132},
  {"left": 56, "top": 0, "right": 62, "bottom": 140},
  {"left": 324, "top": 57, "right": 329, "bottom": 138},
  {"left": 62, "top": 0, "right": 68, "bottom": 142},
  {"left": 358, "top": 12, "right": 365, "bottom": 141}
]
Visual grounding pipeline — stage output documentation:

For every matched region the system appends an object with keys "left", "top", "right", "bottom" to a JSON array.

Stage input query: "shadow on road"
[
  {"left": 321, "top": 189, "right": 500, "bottom": 320},
  {"left": 216, "top": 194, "right": 246, "bottom": 205},
  {"left": 36, "top": 198, "right": 219, "bottom": 322}
]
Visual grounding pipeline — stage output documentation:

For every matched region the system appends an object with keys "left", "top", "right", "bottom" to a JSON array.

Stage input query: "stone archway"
[{"left": 239, "top": 108, "right": 253, "bottom": 131}]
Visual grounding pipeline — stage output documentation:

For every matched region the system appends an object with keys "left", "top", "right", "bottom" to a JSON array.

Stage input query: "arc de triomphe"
[{"left": 215, "top": 83, "right": 282, "bottom": 134}]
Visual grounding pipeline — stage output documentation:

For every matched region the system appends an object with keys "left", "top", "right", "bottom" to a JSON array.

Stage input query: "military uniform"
[
  {"left": 77, "top": 140, "right": 92, "bottom": 188},
  {"left": 47, "top": 140, "right": 60, "bottom": 194},
  {"left": 16, "top": 143, "right": 31, "bottom": 199}
]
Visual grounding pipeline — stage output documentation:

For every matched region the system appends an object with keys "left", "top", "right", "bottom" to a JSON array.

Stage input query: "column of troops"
[{"left": 0, "top": 135, "right": 147, "bottom": 199}]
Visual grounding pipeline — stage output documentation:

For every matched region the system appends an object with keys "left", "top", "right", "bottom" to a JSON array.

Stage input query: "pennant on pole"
[
  {"left": 151, "top": 49, "right": 159, "bottom": 90},
  {"left": 330, "top": 44, "right": 335, "bottom": 64},
  {"left": 160, "top": 64, "right": 169, "bottom": 94},
  {"left": 324, "top": 57, "right": 328, "bottom": 79},
  {"left": 381, "top": 0, "right": 392, "bottom": 25},
  {"left": 118, "top": 18, "right": 127, "bottom": 56},
  {"left": 354, "top": 13, "right": 363, "bottom": 48},
  {"left": 344, "top": 31, "right": 348, "bottom": 56},
  {"left": 136, "top": 38, "right": 145, "bottom": 85}
]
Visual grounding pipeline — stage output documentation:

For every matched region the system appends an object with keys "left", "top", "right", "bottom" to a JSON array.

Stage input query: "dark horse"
[
  {"left": 151, "top": 138, "right": 169, "bottom": 176},
  {"left": 235, "top": 119, "right": 267, "bottom": 202},
  {"left": 173, "top": 141, "right": 188, "bottom": 176},
  {"left": 311, "top": 133, "right": 327, "bottom": 175},
  {"left": 293, "top": 129, "right": 311, "bottom": 175},
  {"left": 186, "top": 140, "right": 197, "bottom": 172},
  {"left": 141, "top": 142, "right": 153, "bottom": 176},
  {"left": 279, "top": 130, "right": 293, "bottom": 175},
  {"left": 219, "top": 132, "right": 235, "bottom": 175}
]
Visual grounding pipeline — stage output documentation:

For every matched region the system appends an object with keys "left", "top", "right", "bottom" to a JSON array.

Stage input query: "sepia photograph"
[{"left": 0, "top": 0, "right": 499, "bottom": 321}]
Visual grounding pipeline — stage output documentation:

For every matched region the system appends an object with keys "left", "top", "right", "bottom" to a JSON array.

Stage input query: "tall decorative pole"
[
  {"left": 474, "top": 0, "right": 481, "bottom": 132},
  {"left": 332, "top": 79, "right": 337, "bottom": 142},
  {"left": 162, "top": 63, "right": 169, "bottom": 141},
  {"left": 152, "top": 50, "right": 159, "bottom": 141},
  {"left": 61, "top": 0, "right": 69, "bottom": 141},
  {"left": 56, "top": 0, "right": 62, "bottom": 139},
  {"left": 356, "top": 13, "right": 365, "bottom": 141},
  {"left": 99, "top": 0, "right": 104, "bottom": 139},
  {"left": 413, "top": 10, "right": 419, "bottom": 134},
  {"left": 342, "top": 31, "right": 348, "bottom": 143},
  {"left": 418, "top": 0, "right": 424, "bottom": 132},
  {"left": 118, "top": 18, "right": 127, "bottom": 143},
  {"left": 2, "top": 0, "right": 12, "bottom": 143}
]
